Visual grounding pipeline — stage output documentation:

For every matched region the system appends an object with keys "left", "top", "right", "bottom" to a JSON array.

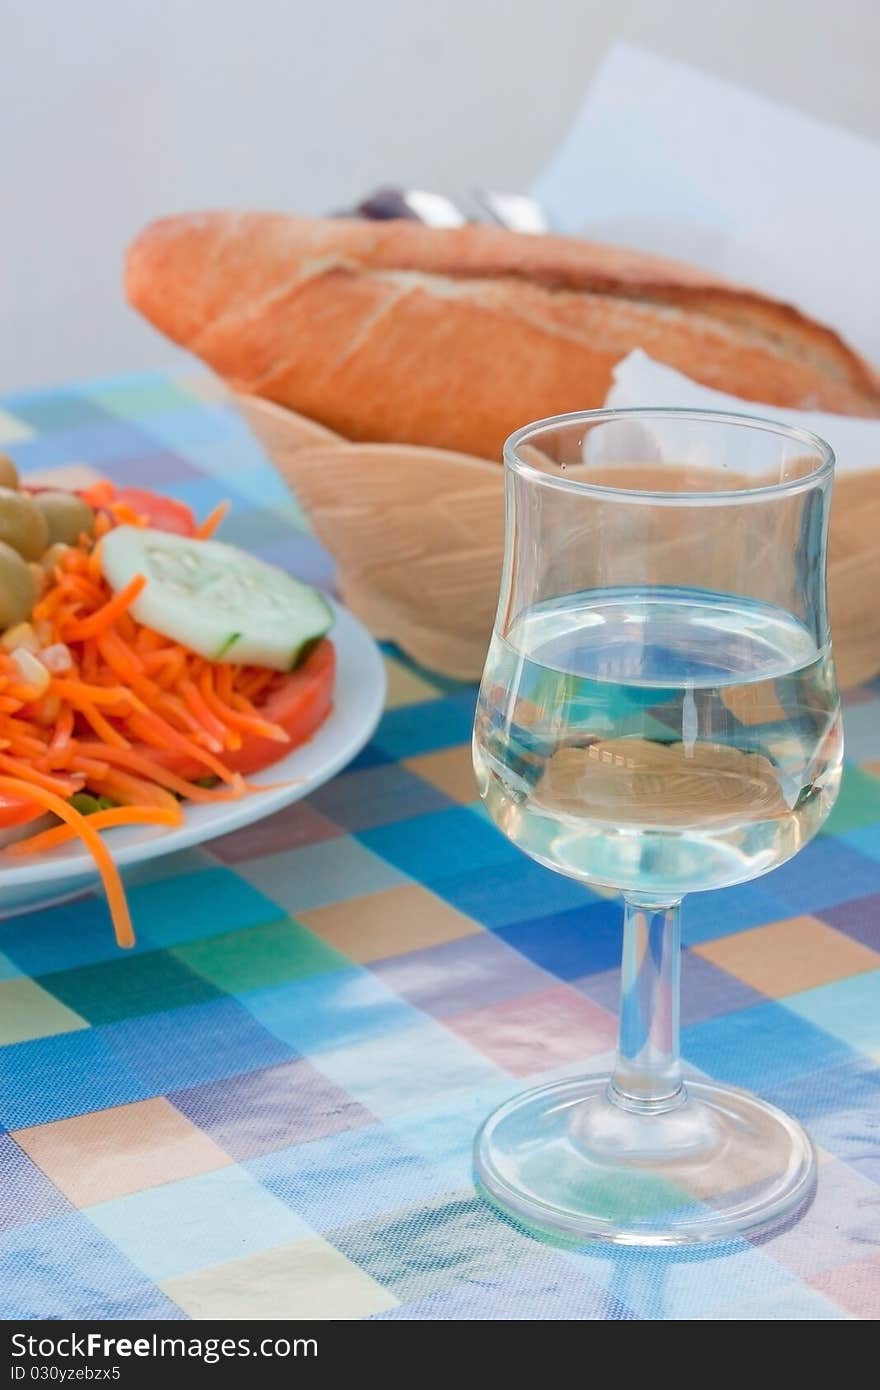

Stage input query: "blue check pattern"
[{"left": 0, "top": 369, "right": 877, "bottom": 1320}]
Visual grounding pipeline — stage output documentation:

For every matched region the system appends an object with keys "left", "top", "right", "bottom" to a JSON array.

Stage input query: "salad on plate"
[{"left": 0, "top": 454, "right": 335, "bottom": 946}]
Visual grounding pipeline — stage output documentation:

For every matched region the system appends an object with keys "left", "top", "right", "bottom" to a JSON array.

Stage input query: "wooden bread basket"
[{"left": 236, "top": 394, "right": 880, "bottom": 689}]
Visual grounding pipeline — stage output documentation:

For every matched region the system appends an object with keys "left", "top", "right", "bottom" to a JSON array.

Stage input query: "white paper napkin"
[
  {"left": 603, "top": 350, "right": 880, "bottom": 476},
  {"left": 532, "top": 44, "right": 880, "bottom": 364}
]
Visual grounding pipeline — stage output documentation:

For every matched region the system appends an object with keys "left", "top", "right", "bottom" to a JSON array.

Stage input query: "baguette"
[{"left": 127, "top": 212, "right": 880, "bottom": 459}]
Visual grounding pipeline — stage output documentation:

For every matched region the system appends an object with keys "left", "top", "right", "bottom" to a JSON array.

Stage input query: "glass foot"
[{"left": 474, "top": 1075, "right": 816, "bottom": 1246}]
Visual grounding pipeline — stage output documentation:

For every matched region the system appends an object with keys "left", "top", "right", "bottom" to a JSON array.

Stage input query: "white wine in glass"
[{"left": 472, "top": 409, "right": 842, "bottom": 1245}]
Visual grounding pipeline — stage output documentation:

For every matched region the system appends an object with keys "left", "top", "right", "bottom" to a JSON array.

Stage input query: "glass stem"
[{"left": 608, "top": 896, "right": 685, "bottom": 1113}]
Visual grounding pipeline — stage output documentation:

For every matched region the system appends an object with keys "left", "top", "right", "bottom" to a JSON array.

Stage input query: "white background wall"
[{"left": 3, "top": 0, "right": 879, "bottom": 394}]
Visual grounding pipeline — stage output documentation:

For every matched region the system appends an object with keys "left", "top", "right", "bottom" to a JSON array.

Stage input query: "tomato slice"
[
  {"left": 113, "top": 488, "right": 197, "bottom": 536},
  {"left": 147, "top": 639, "right": 336, "bottom": 780},
  {"left": 223, "top": 639, "right": 336, "bottom": 775},
  {"left": 0, "top": 793, "right": 43, "bottom": 831}
]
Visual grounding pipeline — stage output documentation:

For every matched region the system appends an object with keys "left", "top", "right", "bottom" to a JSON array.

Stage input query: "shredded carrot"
[
  {"left": 80, "top": 481, "right": 116, "bottom": 508},
  {"left": 0, "top": 776, "right": 134, "bottom": 947},
  {"left": 180, "top": 679, "right": 235, "bottom": 748},
  {"left": 198, "top": 666, "right": 287, "bottom": 743},
  {"left": 51, "top": 679, "right": 140, "bottom": 711},
  {"left": 236, "top": 667, "right": 276, "bottom": 702},
  {"left": 87, "top": 539, "right": 104, "bottom": 581},
  {"left": 63, "top": 575, "right": 146, "bottom": 641},
  {"left": 195, "top": 500, "right": 231, "bottom": 539},
  {"left": 73, "top": 757, "right": 111, "bottom": 781},
  {"left": 49, "top": 704, "right": 75, "bottom": 752},
  {"left": 126, "top": 712, "right": 237, "bottom": 783},
  {"left": 85, "top": 767, "right": 183, "bottom": 811},
  {"left": 95, "top": 631, "right": 157, "bottom": 702},
  {"left": 154, "top": 690, "right": 222, "bottom": 749},
  {"left": 142, "top": 647, "right": 186, "bottom": 682},
  {"left": 8, "top": 804, "right": 183, "bottom": 857},
  {"left": 73, "top": 742, "right": 248, "bottom": 802},
  {"left": 135, "top": 628, "right": 164, "bottom": 654},
  {"left": 0, "top": 754, "right": 79, "bottom": 797},
  {"left": 60, "top": 547, "right": 89, "bottom": 575},
  {"left": 0, "top": 726, "right": 47, "bottom": 759},
  {"left": 76, "top": 702, "right": 132, "bottom": 749},
  {"left": 116, "top": 611, "right": 138, "bottom": 644},
  {"left": 215, "top": 663, "right": 236, "bottom": 704},
  {"left": 110, "top": 502, "right": 147, "bottom": 527}
]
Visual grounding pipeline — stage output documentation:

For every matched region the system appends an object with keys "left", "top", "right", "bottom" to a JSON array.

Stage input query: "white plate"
[{"left": 0, "top": 600, "right": 386, "bottom": 917}]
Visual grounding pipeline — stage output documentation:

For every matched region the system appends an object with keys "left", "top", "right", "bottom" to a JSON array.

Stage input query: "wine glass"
[{"left": 472, "top": 408, "right": 841, "bottom": 1245}]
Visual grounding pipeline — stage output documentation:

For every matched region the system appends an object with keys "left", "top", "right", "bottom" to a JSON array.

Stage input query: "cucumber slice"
[{"left": 101, "top": 526, "right": 333, "bottom": 670}]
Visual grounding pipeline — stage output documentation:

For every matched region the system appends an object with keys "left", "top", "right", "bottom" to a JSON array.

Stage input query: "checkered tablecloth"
[{"left": 0, "top": 369, "right": 878, "bottom": 1321}]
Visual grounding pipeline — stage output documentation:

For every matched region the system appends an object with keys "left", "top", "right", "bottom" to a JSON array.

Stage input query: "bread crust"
[{"left": 127, "top": 212, "right": 880, "bottom": 459}]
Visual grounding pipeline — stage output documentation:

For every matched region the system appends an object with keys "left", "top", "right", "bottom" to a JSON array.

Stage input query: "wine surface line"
[{"left": 474, "top": 586, "right": 842, "bottom": 897}]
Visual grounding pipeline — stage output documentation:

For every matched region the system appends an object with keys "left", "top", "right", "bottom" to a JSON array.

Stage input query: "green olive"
[
  {"left": 0, "top": 541, "right": 37, "bottom": 629},
  {"left": 32, "top": 491, "right": 96, "bottom": 547},
  {"left": 0, "top": 488, "right": 49, "bottom": 561},
  {"left": 0, "top": 454, "right": 19, "bottom": 490}
]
